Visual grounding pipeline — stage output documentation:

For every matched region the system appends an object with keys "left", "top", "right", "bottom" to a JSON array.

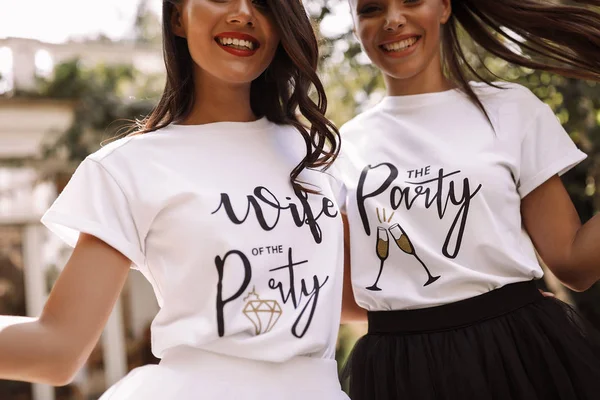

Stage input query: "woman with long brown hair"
[
  {"left": 0, "top": 1, "right": 349, "bottom": 399},
  {"left": 338, "top": 0, "right": 600, "bottom": 398}
]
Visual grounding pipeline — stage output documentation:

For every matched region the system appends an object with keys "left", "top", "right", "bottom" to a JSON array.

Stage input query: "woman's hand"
[{"left": 539, "top": 290, "right": 555, "bottom": 298}]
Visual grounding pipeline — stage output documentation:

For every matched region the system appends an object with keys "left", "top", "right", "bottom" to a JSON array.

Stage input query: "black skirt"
[{"left": 342, "top": 281, "right": 600, "bottom": 400}]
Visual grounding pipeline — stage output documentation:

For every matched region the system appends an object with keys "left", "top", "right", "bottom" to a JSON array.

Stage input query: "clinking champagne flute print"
[
  {"left": 366, "top": 227, "right": 390, "bottom": 291},
  {"left": 388, "top": 223, "right": 440, "bottom": 287}
]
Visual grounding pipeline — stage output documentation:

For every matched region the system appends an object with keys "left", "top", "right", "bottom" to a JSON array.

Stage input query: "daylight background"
[{"left": 1, "top": 1, "right": 599, "bottom": 399}]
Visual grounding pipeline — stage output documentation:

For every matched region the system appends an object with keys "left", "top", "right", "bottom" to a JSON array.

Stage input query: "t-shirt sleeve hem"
[
  {"left": 41, "top": 210, "right": 147, "bottom": 270},
  {"left": 518, "top": 149, "right": 587, "bottom": 198}
]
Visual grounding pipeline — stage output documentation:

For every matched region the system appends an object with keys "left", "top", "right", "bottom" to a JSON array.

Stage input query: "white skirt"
[{"left": 99, "top": 346, "right": 349, "bottom": 400}]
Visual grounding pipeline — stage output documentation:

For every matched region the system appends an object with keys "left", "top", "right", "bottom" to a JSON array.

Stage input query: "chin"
[
  {"left": 382, "top": 68, "right": 424, "bottom": 82},
  {"left": 213, "top": 69, "right": 265, "bottom": 86},
  {"left": 379, "top": 59, "right": 430, "bottom": 81}
]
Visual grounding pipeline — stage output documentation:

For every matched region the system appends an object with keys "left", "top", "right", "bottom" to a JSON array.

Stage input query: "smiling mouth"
[
  {"left": 380, "top": 36, "right": 421, "bottom": 52},
  {"left": 215, "top": 36, "right": 260, "bottom": 51}
]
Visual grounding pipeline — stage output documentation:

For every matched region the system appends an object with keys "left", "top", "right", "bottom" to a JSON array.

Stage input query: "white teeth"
[
  {"left": 218, "top": 37, "right": 255, "bottom": 50},
  {"left": 383, "top": 36, "right": 419, "bottom": 52}
]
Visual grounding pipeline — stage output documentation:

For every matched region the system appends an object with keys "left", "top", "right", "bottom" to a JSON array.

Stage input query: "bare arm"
[
  {"left": 0, "top": 233, "right": 131, "bottom": 386},
  {"left": 341, "top": 213, "right": 367, "bottom": 324},
  {"left": 522, "top": 175, "right": 600, "bottom": 292}
]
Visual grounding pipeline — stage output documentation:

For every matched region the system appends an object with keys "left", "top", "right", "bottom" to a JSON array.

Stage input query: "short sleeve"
[
  {"left": 327, "top": 161, "right": 348, "bottom": 213},
  {"left": 41, "top": 157, "right": 146, "bottom": 269},
  {"left": 517, "top": 101, "right": 587, "bottom": 198}
]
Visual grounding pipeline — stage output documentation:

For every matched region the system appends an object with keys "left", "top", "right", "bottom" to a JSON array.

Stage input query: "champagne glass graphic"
[
  {"left": 366, "top": 227, "right": 390, "bottom": 291},
  {"left": 388, "top": 223, "right": 440, "bottom": 287}
]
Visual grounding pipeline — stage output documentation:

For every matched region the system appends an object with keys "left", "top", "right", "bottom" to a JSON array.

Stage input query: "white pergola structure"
[
  {"left": 1, "top": 37, "right": 163, "bottom": 93},
  {"left": 0, "top": 98, "right": 131, "bottom": 400},
  {"left": 0, "top": 38, "right": 162, "bottom": 400}
]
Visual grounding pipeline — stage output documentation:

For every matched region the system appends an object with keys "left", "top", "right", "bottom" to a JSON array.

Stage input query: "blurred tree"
[
  {"left": 22, "top": 59, "right": 159, "bottom": 182},
  {"left": 0, "top": 229, "right": 29, "bottom": 399},
  {"left": 131, "top": 0, "right": 162, "bottom": 45}
]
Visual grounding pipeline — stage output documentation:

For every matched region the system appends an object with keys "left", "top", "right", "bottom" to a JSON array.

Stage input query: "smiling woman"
[
  {"left": 337, "top": 0, "right": 600, "bottom": 399},
  {"left": 139, "top": 0, "right": 339, "bottom": 190},
  {"left": 0, "top": 1, "right": 348, "bottom": 399}
]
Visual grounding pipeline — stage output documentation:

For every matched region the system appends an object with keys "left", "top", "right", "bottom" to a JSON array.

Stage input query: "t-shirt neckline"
[
  {"left": 170, "top": 116, "right": 273, "bottom": 133},
  {"left": 379, "top": 88, "right": 465, "bottom": 110}
]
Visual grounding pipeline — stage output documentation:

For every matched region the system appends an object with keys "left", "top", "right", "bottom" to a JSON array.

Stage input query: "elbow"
[
  {"left": 561, "top": 278, "right": 595, "bottom": 293},
  {"left": 39, "top": 348, "right": 86, "bottom": 387},
  {"left": 56, "top": 359, "right": 83, "bottom": 386},
  {"left": 43, "top": 360, "right": 81, "bottom": 387},
  {"left": 44, "top": 371, "right": 76, "bottom": 387},
  {"left": 341, "top": 303, "right": 367, "bottom": 324},
  {"left": 551, "top": 267, "right": 597, "bottom": 293},
  {"left": 37, "top": 362, "right": 80, "bottom": 387},
  {"left": 18, "top": 319, "right": 89, "bottom": 386},
  {"left": 341, "top": 313, "right": 367, "bottom": 325}
]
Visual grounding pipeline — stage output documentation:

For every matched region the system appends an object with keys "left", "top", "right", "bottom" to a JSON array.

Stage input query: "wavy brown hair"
[
  {"left": 443, "top": 0, "right": 600, "bottom": 116},
  {"left": 136, "top": 0, "right": 340, "bottom": 192}
]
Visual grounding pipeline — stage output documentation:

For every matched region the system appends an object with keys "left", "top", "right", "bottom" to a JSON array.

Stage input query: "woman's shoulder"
[
  {"left": 339, "top": 105, "right": 383, "bottom": 142},
  {"left": 87, "top": 125, "right": 178, "bottom": 165},
  {"left": 471, "top": 81, "right": 544, "bottom": 109},
  {"left": 78, "top": 126, "right": 180, "bottom": 187}
]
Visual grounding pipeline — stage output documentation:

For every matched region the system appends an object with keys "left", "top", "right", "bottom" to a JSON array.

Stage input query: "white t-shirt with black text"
[
  {"left": 336, "top": 83, "right": 586, "bottom": 310},
  {"left": 42, "top": 117, "right": 344, "bottom": 362}
]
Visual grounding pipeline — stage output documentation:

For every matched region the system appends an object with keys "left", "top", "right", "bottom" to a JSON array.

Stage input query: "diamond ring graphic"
[{"left": 242, "top": 287, "right": 282, "bottom": 335}]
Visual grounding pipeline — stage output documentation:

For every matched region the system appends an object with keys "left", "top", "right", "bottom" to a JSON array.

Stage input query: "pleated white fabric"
[{"left": 99, "top": 346, "right": 349, "bottom": 400}]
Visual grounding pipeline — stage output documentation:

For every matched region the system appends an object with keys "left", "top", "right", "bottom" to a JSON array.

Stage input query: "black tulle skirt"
[{"left": 342, "top": 281, "right": 600, "bottom": 400}]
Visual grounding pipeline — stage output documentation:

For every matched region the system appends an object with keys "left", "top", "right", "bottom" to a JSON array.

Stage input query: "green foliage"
[
  {"left": 132, "top": 0, "right": 163, "bottom": 45},
  {"left": 34, "top": 59, "right": 159, "bottom": 169}
]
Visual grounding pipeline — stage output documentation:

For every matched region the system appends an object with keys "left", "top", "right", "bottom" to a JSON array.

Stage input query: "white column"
[
  {"left": 10, "top": 41, "right": 37, "bottom": 92},
  {"left": 101, "top": 296, "right": 128, "bottom": 388},
  {"left": 22, "top": 224, "right": 55, "bottom": 400}
]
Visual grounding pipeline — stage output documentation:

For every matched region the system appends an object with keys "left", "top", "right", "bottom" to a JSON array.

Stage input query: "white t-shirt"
[
  {"left": 336, "top": 82, "right": 587, "bottom": 311},
  {"left": 42, "top": 117, "right": 344, "bottom": 361}
]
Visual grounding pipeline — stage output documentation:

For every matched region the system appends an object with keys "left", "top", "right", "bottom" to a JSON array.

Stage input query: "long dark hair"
[
  {"left": 136, "top": 0, "right": 340, "bottom": 192},
  {"left": 442, "top": 0, "right": 600, "bottom": 116}
]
